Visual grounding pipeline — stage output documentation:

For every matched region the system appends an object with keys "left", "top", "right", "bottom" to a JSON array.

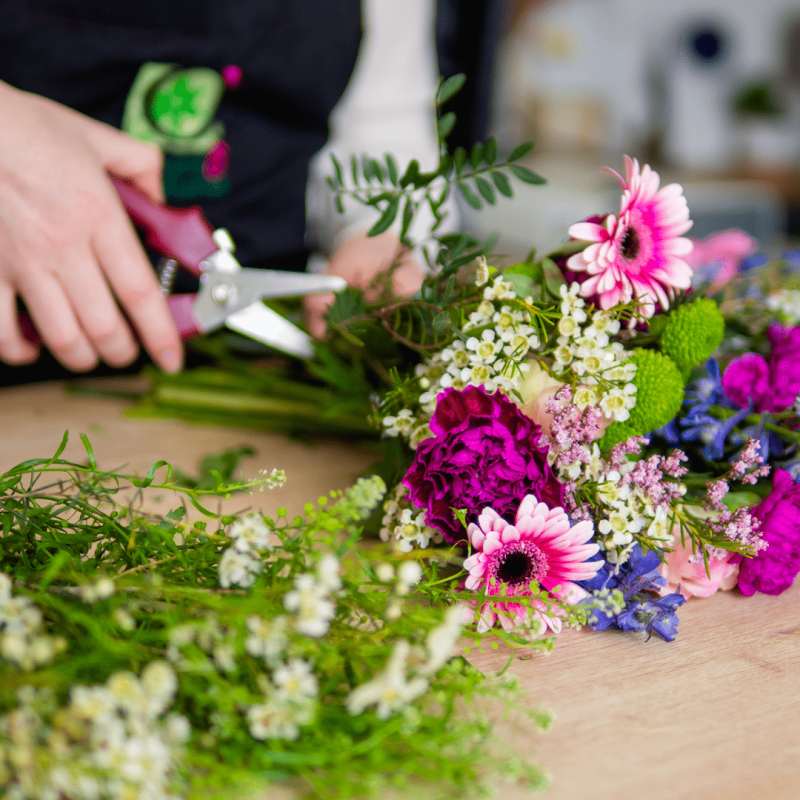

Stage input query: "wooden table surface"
[{"left": 2, "top": 380, "right": 799, "bottom": 800}]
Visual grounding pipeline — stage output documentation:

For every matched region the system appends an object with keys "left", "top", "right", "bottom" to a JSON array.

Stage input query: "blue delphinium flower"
[
  {"left": 784, "top": 462, "right": 800, "bottom": 482},
  {"left": 617, "top": 594, "right": 684, "bottom": 641},
  {"left": 681, "top": 405, "right": 749, "bottom": 461},
  {"left": 655, "top": 360, "right": 725, "bottom": 448},
  {"left": 670, "top": 359, "right": 757, "bottom": 460},
  {"left": 740, "top": 253, "right": 769, "bottom": 272},
  {"left": 655, "top": 418, "right": 681, "bottom": 446},
  {"left": 737, "top": 420, "right": 785, "bottom": 464},
  {"left": 684, "top": 358, "right": 724, "bottom": 411},
  {"left": 780, "top": 249, "right": 800, "bottom": 272},
  {"left": 580, "top": 545, "right": 686, "bottom": 642}
]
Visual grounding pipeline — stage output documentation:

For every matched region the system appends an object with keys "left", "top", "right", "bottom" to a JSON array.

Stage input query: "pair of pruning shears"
[
  {"left": 113, "top": 179, "right": 345, "bottom": 358},
  {"left": 21, "top": 179, "right": 345, "bottom": 359}
]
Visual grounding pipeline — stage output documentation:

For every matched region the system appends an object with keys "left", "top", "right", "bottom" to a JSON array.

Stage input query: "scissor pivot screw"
[{"left": 211, "top": 282, "right": 237, "bottom": 306}]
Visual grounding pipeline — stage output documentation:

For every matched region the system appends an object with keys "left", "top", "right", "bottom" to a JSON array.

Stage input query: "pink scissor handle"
[
  {"left": 18, "top": 310, "right": 40, "bottom": 346},
  {"left": 166, "top": 294, "right": 203, "bottom": 340},
  {"left": 112, "top": 178, "right": 218, "bottom": 276}
]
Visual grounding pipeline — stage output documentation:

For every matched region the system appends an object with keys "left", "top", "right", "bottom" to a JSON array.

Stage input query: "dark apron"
[{"left": 0, "top": 0, "right": 362, "bottom": 271}]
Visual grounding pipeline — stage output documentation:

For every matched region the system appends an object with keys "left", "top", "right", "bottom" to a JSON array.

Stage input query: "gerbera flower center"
[
  {"left": 490, "top": 541, "right": 548, "bottom": 587},
  {"left": 620, "top": 225, "right": 639, "bottom": 260}
]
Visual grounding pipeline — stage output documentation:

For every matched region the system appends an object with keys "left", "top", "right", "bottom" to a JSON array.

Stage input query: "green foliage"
[
  {"left": 326, "top": 72, "right": 544, "bottom": 252},
  {"left": 661, "top": 298, "right": 725, "bottom": 370},
  {"left": 173, "top": 445, "right": 256, "bottom": 491},
  {"left": 436, "top": 73, "right": 467, "bottom": 107},
  {"left": 131, "top": 75, "right": 556, "bottom": 443},
  {"left": 0, "top": 436, "right": 553, "bottom": 800},
  {"left": 124, "top": 338, "right": 376, "bottom": 439},
  {"left": 732, "top": 80, "right": 785, "bottom": 118}
]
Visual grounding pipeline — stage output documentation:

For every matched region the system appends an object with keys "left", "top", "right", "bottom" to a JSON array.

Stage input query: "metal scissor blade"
[
  {"left": 245, "top": 269, "right": 347, "bottom": 298},
  {"left": 190, "top": 268, "right": 346, "bottom": 341},
  {"left": 224, "top": 302, "right": 315, "bottom": 359}
]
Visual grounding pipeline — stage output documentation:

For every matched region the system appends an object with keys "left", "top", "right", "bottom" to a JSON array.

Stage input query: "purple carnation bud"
[
  {"left": 402, "top": 386, "right": 565, "bottom": 543},
  {"left": 722, "top": 324, "right": 800, "bottom": 413},
  {"left": 738, "top": 469, "right": 800, "bottom": 596}
]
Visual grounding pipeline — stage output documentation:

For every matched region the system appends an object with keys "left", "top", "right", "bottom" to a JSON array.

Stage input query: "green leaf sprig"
[{"left": 326, "top": 73, "right": 545, "bottom": 252}]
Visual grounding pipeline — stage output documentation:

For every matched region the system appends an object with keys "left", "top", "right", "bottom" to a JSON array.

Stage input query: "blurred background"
[{"left": 445, "top": 0, "right": 800, "bottom": 258}]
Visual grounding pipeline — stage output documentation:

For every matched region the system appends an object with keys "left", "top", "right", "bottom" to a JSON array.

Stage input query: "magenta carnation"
[
  {"left": 565, "top": 156, "right": 693, "bottom": 319},
  {"left": 721, "top": 353, "right": 772, "bottom": 412},
  {"left": 766, "top": 324, "right": 800, "bottom": 410},
  {"left": 738, "top": 469, "right": 800, "bottom": 596},
  {"left": 402, "top": 386, "right": 564, "bottom": 543},
  {"left": 722, "top": 325, "right": 800, "bottom": 413}
]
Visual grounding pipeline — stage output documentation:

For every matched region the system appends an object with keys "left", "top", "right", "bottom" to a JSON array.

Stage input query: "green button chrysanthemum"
[
  {"left": 624, "top": 348, "right": 685, "bottom": 435},
  {"left": 596, "top": 349, "right": 685, "bottom": 451},
  {"left": 661, "top": 298, "right": 724, "bottom": 370}
]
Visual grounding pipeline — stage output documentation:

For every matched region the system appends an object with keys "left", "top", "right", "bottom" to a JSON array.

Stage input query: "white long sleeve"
[{"left": 306, "top": 0, "right": 458, "bottom": 265}]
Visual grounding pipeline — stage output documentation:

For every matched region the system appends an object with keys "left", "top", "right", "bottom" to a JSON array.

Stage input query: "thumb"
[{"left": 85, "top": 119, "right": 165, "bottom": 203}]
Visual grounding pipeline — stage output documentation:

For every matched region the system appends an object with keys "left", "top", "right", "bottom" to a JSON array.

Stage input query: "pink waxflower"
[
  {"left": 463, "top": 495, "right": 601, "bottom": 634},
  {"left": 566, "top": 156, "right": 693, "bottom": 319},
  {"left": 658, "top": 538, "right": 739, "bottom": 599}
]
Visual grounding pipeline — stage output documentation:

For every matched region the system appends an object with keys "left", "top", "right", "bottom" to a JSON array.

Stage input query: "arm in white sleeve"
[{"left": 306, "top": 0, "right": 460, "bottom": 268}]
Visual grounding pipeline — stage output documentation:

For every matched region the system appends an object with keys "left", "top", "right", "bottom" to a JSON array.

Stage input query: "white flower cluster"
[
  {"left": 375, "top": 560, "right": 424, "bottom": 621},
  {"left": 216, "top": 464, "right": 287, "bottom": 587},
  {"left": 0, "top": 573, "right": 66, "bottom": 671},
  {"left": 172, "top": 550, "right": 341, "bottom": 745},
  {"left": 247, "top": 658, "right": 318, "bottom": 741},
  {"left": 0, "top": 664, "right": 189, "bottom": 800},
  {"left": 283, "top": 554, "right": 341, "bottom": 638},
  {"left": 382, "top": 270, "right": 541, "bottom": 449},
  {"left": 340, "top": 475, "right": 388, "bottom": 520},
  {"left": 766, "top": 289, "right": 800, "bottom": 325},
  {"left": 167, "top": 613, "right": 238, "bottom": 674},
  {"left": 79, "top": 576, "right": 116, "bottom": 604},
  {"left": 345, "top": 604, "right": 463, "bottom": 719},
  {"left": 551, "top": 284, "right": 637, "bottom": 423},
  {"left": 245, "top": 614, "right": 288, "bottom": 664},
  {"left": 379, "top": 483, "right": 442, "bottom": 552},
  {"left": 167, "top": 598, "right": 325, "bottom": 744},
  {"left": 218, "top": 513, "right": 273, "bottom": 589},
  {"left": 256, "top": 467, "right": 286, "bottom": 491},
  {"left": 559, "top": 449, "right": 673, "bottom": 563}
]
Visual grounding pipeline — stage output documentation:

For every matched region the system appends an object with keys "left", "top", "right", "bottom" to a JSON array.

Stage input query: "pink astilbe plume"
[
  {"left": 566, "top": 156, "right": 694, "bottom": 319},
  {"left": 463, "top": 495, "right": 601, "bottom": 634}
]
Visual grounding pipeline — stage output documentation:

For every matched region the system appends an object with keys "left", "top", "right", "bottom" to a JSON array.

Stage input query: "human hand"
[
  {"left": 304, "top": 231, "right": 426, "bottom": 339},
  {"left": 0, "top": 82, "right": 182, "bottom": 373}
]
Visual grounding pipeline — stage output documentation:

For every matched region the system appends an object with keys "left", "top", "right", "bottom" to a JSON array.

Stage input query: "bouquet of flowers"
[
  {"left": 359, "top": 150, "right": 799, "bottom": 644},
  {"left": 4, "top": 75, "right": 800, "bottom": 798}
]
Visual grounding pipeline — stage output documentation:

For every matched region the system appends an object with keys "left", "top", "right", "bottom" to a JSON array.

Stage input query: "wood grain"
[
  {"left": 0, "top": 380, "right": 378, "bottom": 519},
  {"left": 2, "top": 380, "right": 798, "bottom": 800}
]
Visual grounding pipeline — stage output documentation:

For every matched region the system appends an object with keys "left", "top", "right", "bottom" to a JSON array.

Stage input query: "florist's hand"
[
  {"left": 304, "top": 230, "right": 425, "bottom": 339},
  {"left": 0, "top": 82, "right": 182, "bottom": 373}
]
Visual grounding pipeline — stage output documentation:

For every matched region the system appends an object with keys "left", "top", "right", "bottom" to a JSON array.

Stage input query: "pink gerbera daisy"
[
  {"left": 566, "top": 156, "right": 694, "bottom": 319},
  {"left": 463, "top": 495, "right": 602, "bottom": 634}
]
